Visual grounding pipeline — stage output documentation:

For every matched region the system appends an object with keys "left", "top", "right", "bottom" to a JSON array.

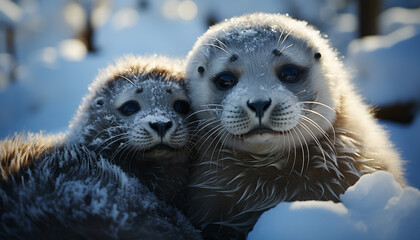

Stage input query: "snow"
[
  {"left": 383, "top": 116, "right": 420, "bottom": 189},
  {"left": 248, "top": 171, "right": 420, "bottom": 240},
  {"left": 347, "top": 26, "right": 420, "bottom": 105},
  {"left": 142, "top": 114, "right": 171, "bottom": 123},
  {"left": 380, "top": 7, "right": 420, "bottom": 34},
  {"left": 0, "top": 0, "right": 419, "bottom": 238}
]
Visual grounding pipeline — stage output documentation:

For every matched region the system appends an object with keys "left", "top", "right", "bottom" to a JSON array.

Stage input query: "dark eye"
[
  {"left": 173, "top": 100, "right": 190, "bottom": 114},
  {"left": 278, "top": 65, "right": 301, "bottom": 83},
  {"left": 118, "top": 101, "right": 140, "bottom": 116},
  {"left": 214, "top": 72, "right": 237, "bottom": 90}
]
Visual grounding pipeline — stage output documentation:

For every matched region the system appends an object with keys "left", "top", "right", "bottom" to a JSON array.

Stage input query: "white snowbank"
[
  {"left": 347, "top": 26, "right": 420, "bottom": 105},
  {"left": 248, "top": 171, "right": 420, "bottom": 240},
  {"left": 382, "top": 115, "right": 420, "bottom": 189},
  {"left": 347, "top": 6, "right": 420, "bottom": 108}
]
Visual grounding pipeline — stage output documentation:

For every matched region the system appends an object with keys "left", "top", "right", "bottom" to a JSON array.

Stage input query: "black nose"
[
  {"left": 149, "top": 121, "right": 173, "bottom": 138},
  {"left": 247, "top": 99, "right": 272, "bottom": 123}
]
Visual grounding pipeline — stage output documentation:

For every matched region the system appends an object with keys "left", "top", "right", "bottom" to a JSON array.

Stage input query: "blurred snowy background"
[{"left": 0, "top": 0, "right": 419, "bottom": 238}]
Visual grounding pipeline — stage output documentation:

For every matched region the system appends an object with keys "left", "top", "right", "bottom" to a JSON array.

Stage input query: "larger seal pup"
[
  {"left": 0, "top": 56, "right": 200, "bottom": 239},
  {"left": 185, "top": 13, "right": 405, "bottom": 239}
]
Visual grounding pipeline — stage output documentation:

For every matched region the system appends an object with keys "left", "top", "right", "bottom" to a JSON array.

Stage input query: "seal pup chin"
[{"left": 185, "top": 13, "right": 405, "bottom": 239}]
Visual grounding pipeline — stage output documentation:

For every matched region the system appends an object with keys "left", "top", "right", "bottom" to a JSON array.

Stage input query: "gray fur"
[
  {"left": 0, "top": 144, "right": 200, "bottom": 240},
  {"left": 0, "top": 56, "right": 200, "bottom": 239}
]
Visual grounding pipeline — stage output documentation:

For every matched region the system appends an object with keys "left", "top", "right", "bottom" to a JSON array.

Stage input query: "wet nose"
[
  {"left": 149, "top": 121, "right": 173, "bottom": 137},
  {"left": 247, "top": 98, "right": 272, "bottom": 121}
]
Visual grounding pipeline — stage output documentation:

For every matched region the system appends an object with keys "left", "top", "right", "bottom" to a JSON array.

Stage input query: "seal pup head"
[
  {"left": 68, "top": 56, "right": 191, "bottom": 164},
  {"left": 186, "top": 13, "right": 343, "bottom": 157}
]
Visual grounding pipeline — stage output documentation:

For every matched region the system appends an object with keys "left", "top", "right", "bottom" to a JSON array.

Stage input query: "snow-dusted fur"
[
  {"left": 185, "top": 13, "right": 405, "bottom": 239},
  {"left": 0, "top": 144, "right": 200, "bottom": 240},
  {"left": 66, "top": 55, "right": 193, "bottom": 204},
  {"left": 0, "top": 133, "right": 64, "bottom": 180},
  {"left": 0, "top": 56, "right": 200, "bottom": 239}
]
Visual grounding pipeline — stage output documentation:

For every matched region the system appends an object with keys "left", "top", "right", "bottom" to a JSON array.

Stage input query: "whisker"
[
  {"left": 291, "top": 126, "right": 305, "bottom": 175},
  {"left": 186, "top": 108, "right": 220, "bottom": 121},
  {"left": 279, "top": 26, "right": 296, "bottom": 47},
  {"left": 288, "top": 127, "right": 298, "bottom": 176},
  {"left": 277, "top": 28, "right": 286, "bottom": 46},
  {"left": 298, "top": 121, "right": 328, "bottom": 169},
  {"left": 117, "top": 74, "right": 135, "bottom": 86},
  {"left": 202, "top": 43, "right": 229, "bottom": 54},
  {"left": 299, "top": 114, "right": 336, "bottom": 152},
  {"left": 294, "top": 122, "right": 311, "bottom": 175},
  {"left": 209, "top": 37, "right": 229, "bottom": 52},
  {"left": 93, "top": 133, "right": 130, "bottom": 152},
  {"left": 196, "top": 124, "right": 226, "bottom": 156},
  {"left": 280, "top": 43, "right": 294, "bottom": 53},
  {"left": 298, "top": 108, "right": 336, "bottom": 143},
  {"left": 297, "top": 101, "right": 335, "bottom": 112}
]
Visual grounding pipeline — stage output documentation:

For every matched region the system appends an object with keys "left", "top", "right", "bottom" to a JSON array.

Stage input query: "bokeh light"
[
  {"left": 178, "top": 0, "right": 198, "bottom": 20},
  {"left": 59, "top": 39, "right": 87, "bottom": 61}
]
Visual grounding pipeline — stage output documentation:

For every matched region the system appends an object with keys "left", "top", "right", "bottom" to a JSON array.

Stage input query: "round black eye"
[
  {"left": 278, "top": 65, "right": 301, "bottom": 83},
  {"left": 214, "top": 72, "right": 237, "bottom": 90},
  {"left": 118, "top": 101, "right": 140, "bottom": 116},
  {"left": 173, "top": 100, "right": 190, "bottom": 114}
]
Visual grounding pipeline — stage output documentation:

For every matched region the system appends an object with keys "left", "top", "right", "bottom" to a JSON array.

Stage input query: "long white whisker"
[
  {"left": 118, "top": 74, "right": 135, "bottom": 86},
  {"left": 299, "top": 108, "right": 336, "bottom": 144},
  {"left": 298, "top": 121, "right": 328, "bottom": 169},
  {"left": 300, "top": 114, "right": 336, "bottom": 153},
  {"left": 202, "top": 43, "right": 229, "bottom": 54}
]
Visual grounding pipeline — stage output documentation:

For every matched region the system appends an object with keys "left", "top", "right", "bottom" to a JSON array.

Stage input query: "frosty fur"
[
  {"left": 0, "top": 144, "right": 200, "bottom": 240},
  {"left": 0, "top": 133, "right": 64, "bottom": 180},
  {"left": 185, "top": 13, "right": 405, "bottom": 239},
  {"left": 0, "top": 56, "right": 200, "bottom": 239}
]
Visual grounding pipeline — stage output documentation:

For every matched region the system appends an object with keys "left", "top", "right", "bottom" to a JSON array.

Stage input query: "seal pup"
[
  {"left": 67, "top": 55, "right": 193, "bottom": 204},
  {"left": 0, "top": 56, "right": 200, "bottom": 239},
  {"left": 1, "top": 55, "right": 192, "bottom": 204},
  {"left": 185, "top": 13, "right": 405, "bottom": 239}
]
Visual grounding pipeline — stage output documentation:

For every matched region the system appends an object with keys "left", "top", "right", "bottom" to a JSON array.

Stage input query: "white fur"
[{"left": 185, "top": 13, "right": 405, "bottom": 239}]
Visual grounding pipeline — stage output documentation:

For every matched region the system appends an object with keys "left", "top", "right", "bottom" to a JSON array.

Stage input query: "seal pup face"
[
  {"left": 186, "top": 13, "right": 341, "bottom": 157},
  {"left": 70, "top": 56, "right": 191, "bottom": 164},
  {"left": 109, "top": 78, "right": 190, "bottom": 159}
]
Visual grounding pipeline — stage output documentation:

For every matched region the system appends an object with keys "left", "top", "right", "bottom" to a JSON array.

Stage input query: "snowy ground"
[
  {"left": 1, "top": 0, "right": 419, "bottom": 239},
  {"left": 248, "top": 171, "right": 420, "bottom": 240}
]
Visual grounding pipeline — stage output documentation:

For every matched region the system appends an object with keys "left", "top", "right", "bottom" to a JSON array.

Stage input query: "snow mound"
[
  {"left": 248, "top": 171, "right": 420, "bottom": 240},
  {"left": 347, "top": 25, "right": 420, "bottom": 105}
]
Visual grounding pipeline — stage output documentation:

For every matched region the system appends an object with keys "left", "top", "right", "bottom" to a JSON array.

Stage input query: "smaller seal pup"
[
  {"left": 0, "top": 56, "right": 200, "bottom": 239},
  {"left": 67, "top": 55, "right": 193, "bottom": 204},
  {"left": 185, "top": 13, "right": 405, "bottom": 239},
  {"left": 1, "top": 55, "right": 192, "bottom": 204}
]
